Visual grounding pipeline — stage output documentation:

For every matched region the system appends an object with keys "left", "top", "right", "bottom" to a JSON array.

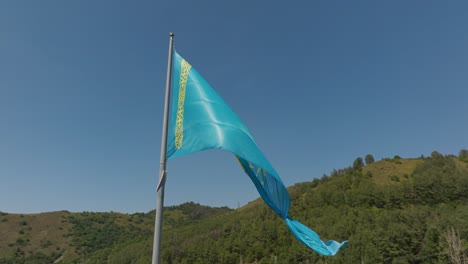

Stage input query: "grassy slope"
[
  {"left": 363, "top": 158, "right": 423, "bottom": 185},
  {"left": 0, "top": 211, "right": 75, "bottom": 261}
]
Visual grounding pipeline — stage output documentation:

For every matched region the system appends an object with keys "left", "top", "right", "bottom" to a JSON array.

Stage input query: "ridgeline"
[{"left": 1, "top": 151, "right": 468, "bottom": 264}]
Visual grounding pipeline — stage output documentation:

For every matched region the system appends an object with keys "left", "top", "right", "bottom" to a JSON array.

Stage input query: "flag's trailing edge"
[{"left": 167, "top": 50, "right": 347, "bottom": 256}]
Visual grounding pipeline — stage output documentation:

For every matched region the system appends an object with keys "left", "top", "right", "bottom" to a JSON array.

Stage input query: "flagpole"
[{"left": 152, "top": 32, "right": 174, "bottom": 264}]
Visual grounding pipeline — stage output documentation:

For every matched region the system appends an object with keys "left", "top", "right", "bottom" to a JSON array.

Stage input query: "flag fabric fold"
[{"left": 167, "top": 50, "right": 347, "bottom": 256}]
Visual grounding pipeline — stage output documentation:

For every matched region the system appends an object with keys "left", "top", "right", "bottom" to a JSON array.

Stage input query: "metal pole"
[{"left": 152, "top": 32, "right": 174, "bottom": 264}]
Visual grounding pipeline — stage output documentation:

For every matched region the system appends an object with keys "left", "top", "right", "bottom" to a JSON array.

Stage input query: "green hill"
[
  {"left": 1, "top": 151, "right": 468, "bottom": 263},
  {"left": 0, "top": 203, "right": 231, "bottom": 264}
]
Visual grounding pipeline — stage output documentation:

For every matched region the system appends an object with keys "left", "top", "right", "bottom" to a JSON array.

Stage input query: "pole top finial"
[{"left": 169, "top": 32, "right": 174, "bottom": 37}]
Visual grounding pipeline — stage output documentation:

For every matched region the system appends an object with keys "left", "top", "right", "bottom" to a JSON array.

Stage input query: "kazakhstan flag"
[{"left": 167, "top": 50, "right": 347, "bottom": 256}]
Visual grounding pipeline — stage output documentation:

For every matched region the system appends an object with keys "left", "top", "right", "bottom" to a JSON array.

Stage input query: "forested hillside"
[{"left": 1, "top": 151, "right": 468, "bottom": 263}]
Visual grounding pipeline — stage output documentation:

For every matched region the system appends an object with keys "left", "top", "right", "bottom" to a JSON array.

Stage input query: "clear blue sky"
[{"left": 1, "top": 1, "right": 467, "bottom": 214}]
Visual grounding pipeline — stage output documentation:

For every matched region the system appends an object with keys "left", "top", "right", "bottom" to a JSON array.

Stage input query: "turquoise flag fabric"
[{"left": 167, "top": 50, "right": 347, "bottom": 256}]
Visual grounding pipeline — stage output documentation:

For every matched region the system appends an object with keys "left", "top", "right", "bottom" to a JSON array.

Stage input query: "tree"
[
  {"left": 431, "top": 151, "right": 443, "bottom": 159},
  {"left": 459, "top": 149, "right": 468, "bottom": 162},
  {"left": 365, "top": 154, "right": 375, "bottom": 165},
  {"left": 353, "top": 157, "right": 364, "bottom": 170},
  {"left": 445, "top": 227, "right": 467, "bottom": 264}
]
